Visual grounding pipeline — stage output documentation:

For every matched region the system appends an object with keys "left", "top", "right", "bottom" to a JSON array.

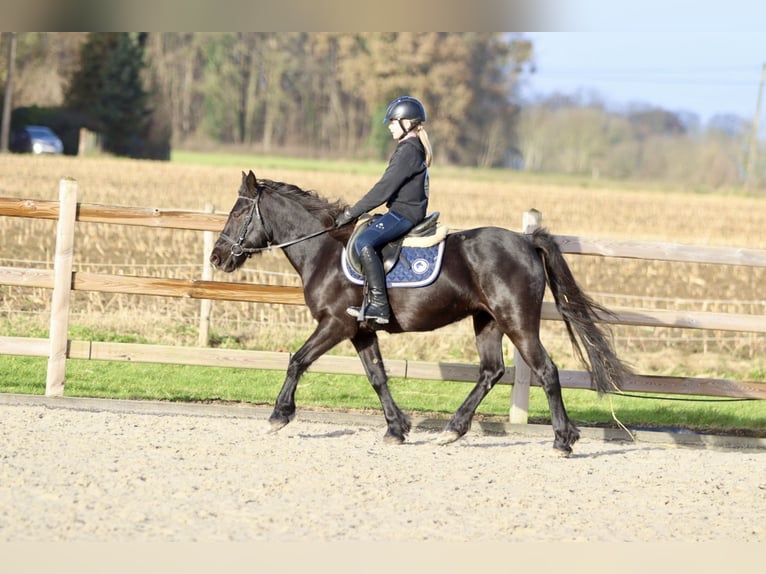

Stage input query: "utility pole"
[
  {"left": 1, "top": 32, "right": 17, "bottom": 153},
  {"left": 744, "top": 62, "right": 766, "bottom": 190}
]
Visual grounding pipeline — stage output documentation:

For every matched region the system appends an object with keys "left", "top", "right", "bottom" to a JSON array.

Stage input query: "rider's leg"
[
  {"left": 355, "top": 245, "right": 390, "bottom": 323},
  {"left": 347, "top": 211, "right": 414, "bottom": 323}
]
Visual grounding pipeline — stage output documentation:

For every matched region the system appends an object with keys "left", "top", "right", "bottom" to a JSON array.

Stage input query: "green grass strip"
[{"left": 1, "top": 356, "right": 763, "bottom": 436}]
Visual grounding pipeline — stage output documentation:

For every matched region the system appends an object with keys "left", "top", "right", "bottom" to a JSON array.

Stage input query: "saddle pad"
[{"left": 341, "top": 242, "right": 445, "bottom": 288}]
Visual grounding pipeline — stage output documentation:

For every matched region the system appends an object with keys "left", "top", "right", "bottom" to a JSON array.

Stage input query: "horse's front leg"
[
  {"left": 269, "top": 319, "right": 348, "bottom": 431},
  {"left": 351, "top": 330, "right": 411, "bottom": 444}
]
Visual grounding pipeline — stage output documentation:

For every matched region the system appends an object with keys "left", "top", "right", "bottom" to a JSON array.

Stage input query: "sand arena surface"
[{"left": 0, "top": 396, "right": 763, "bottom": 542}]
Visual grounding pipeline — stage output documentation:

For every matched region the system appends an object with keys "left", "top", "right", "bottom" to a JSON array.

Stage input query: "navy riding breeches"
[{"left": 353, "top": 211, "right": 415, "bottom": 256}]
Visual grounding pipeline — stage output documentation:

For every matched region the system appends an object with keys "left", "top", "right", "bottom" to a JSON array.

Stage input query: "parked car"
[{"left": 10, "top": 125, "right": 64, "bottom": 155}]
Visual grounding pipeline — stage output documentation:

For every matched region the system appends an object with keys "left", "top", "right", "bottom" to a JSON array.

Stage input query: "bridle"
[{"left": 219, "top": 191, "right": 333, "bottom": 257}]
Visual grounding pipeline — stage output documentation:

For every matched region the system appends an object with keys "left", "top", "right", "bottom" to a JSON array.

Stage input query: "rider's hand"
[{"left": 334, "top": 208, "right": 356, "bottom": 228}]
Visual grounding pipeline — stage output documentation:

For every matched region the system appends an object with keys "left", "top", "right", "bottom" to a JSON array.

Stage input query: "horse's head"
[{"left": 209, "top": 170, "right": 270, "bottom": 272}]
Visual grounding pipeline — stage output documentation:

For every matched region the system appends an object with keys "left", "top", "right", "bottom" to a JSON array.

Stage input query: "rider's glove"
[{"left": 334, "top": 208, "right": 356, "bottom": 228}]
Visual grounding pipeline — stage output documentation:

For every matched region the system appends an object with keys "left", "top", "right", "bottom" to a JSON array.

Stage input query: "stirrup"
[
  {"left": 365, "top": 312, "right": 390, "bottom": 325},
  {"left": 362, "top": 302, "right": 390, "bottom": 324},
  {"left": 346, "top": 305, "right": 389, "bottom": 324},
  {"left": 346, "top": 306, "right": 362, "bottom": 319}
]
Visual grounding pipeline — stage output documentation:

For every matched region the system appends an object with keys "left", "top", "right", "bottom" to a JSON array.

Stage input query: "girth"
[{"left": 345, "top": 212, "right": 442, "bottom": 275}]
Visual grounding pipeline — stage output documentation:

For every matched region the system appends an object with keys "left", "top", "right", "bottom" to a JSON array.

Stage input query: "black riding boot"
[{"left": 347, "top": 245, "right": 390, "bottom": 324}]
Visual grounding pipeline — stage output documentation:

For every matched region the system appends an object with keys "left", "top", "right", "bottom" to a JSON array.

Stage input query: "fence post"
[
  {"left": 198, "top": 203, "right": 215, "bottom": 347},
  {"left": 509, "top": 209, "right": 542, "bottom": 424},
  {"left": 45, "top": 178, "right": 77, "bottom": 396}
]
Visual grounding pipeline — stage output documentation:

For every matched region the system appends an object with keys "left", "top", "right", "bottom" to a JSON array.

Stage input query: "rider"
[{"left": 334, "top": 95, "right": 433, "bottom": 324}]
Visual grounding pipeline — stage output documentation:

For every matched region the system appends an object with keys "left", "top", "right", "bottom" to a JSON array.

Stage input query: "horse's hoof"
[
  {"left": 553, "top": 445, "right": 573, "bottom": 458},
  {"left": 383, "top": 432, "right": 405, "bottom": 445},
  {"left": 434, "top": 430, "right": 461, "bottom": 445},
  {"left": 268, "top": 417, "right": 289, "bottom": 433}
]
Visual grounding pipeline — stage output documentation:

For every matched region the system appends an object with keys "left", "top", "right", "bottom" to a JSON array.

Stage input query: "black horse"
[{"left": 210, "top": 170, "right": 629, "bottom": 455}]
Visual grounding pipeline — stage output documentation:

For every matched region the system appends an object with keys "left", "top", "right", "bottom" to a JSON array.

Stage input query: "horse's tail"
[{"left": 529, "top": 228, "right": 630, "bottom": 394}]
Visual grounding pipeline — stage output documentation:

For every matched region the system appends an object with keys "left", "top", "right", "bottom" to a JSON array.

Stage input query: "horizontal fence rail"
[
  {"left": 1, "top": 180, "right": 765, "bottom": 416},
  {"left": 1, "top": 266, "right": 763, "bottom": 333},
  {"left": 4, "top": 336, "right": 763, "bottom": 400},
  {"left": 0, "top": 196, "right": 227, "bottom": 231},
  {"left": 555, "top": 235, "right": 766, "bottom": 267},
  {"left": 0, "top": 267, "right": 306, "bottom": 304}
]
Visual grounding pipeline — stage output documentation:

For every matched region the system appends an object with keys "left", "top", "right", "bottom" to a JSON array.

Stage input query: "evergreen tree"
[
  {"left": 64, "top": 32, "right": 120, "bottom": 119},
  {"left": 95, "top": 33, "right": 151, "bottom": 156},
  {"left": 65, "top": 32, "right": 153, "bottom": 157}
]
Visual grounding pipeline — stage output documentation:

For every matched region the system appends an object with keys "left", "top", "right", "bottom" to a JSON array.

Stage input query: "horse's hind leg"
[
  {"left": 514, "top": 335, "right": 580, "bottom": 456},
  {"left": 351, "top": 330, "right": 411, "bottom": 444},
  {"left": 436, "top": 313, "right": 506, "bottom": 445}
]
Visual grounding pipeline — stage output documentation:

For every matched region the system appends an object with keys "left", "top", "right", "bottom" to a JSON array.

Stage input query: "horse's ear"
[{"left": 246, "top": 170, "right": 258, "bottom": 193}]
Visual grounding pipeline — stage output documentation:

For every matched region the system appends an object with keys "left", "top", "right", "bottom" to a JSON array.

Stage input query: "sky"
[
  {"left": 518, "top": 1, "right": 766, "bottom": 133},
  {"left": 522, "top": 32, "right": 765, "bottom": 128}
]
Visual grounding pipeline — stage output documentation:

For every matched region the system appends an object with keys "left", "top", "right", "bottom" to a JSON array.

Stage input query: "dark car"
[{"left": 10, "top": 125, "right": 64, "bottom": 155}]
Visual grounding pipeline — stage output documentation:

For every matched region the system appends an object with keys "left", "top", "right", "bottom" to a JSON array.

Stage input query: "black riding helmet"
[{"left": 383, "top": 96, "right": 427, "bottom": 126}]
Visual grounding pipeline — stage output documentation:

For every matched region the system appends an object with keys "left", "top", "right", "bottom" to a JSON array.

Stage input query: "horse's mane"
[{"left": 259, "top": 178, "right": 348, "bottom": 229}]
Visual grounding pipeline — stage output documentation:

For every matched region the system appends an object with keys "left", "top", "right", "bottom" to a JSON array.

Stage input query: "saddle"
[{"left": 345, "top": 212, "right": 446, "bottom": 276}]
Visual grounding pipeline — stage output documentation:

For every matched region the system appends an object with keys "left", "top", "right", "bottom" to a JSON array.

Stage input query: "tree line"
[
  {"left": 1, "top": 32, "right": 762, "bottom": 188},
  {"left": 144, "top": 32, "right": 529, "bottom": 167},
  {"left": 517, "top": 93, "right": 763, "bottom": 189}
]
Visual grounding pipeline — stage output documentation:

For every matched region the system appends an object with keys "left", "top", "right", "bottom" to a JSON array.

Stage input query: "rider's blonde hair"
[{"left": 414, "top": 124, "right": 433, "bottom": 167}]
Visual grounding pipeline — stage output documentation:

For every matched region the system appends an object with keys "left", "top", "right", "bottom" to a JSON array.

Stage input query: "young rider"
[{"left": 334, "top": 95, "right": 433, "bottom": 325}]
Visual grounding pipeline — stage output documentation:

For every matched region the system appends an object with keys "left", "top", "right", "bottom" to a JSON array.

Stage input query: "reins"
[{"left": 219, "top": 192, "right": 334, "bottom": 256}]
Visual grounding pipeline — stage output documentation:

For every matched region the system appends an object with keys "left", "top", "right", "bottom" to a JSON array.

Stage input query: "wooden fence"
[{"left": 1, "top": 178, "right": 765, "bottom": 424}]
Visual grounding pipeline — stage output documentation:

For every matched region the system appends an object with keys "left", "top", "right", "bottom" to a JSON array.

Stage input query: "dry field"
[{"left": 1, "top": 154, "right": 764, "bottom": 379}]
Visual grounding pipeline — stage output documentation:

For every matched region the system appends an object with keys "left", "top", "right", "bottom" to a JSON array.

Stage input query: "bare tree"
[{"left": 1, "top": 32, "right": 17, "bottom": 152}]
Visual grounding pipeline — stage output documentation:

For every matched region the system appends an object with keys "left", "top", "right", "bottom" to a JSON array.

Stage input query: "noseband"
[{"left": 219, "top": 192, "right": 333, "bottom": 257}]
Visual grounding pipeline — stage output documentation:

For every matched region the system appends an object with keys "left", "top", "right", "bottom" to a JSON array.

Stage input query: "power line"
[{"left": 531, "top": 68, "right": 763, "bottom": 87}]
